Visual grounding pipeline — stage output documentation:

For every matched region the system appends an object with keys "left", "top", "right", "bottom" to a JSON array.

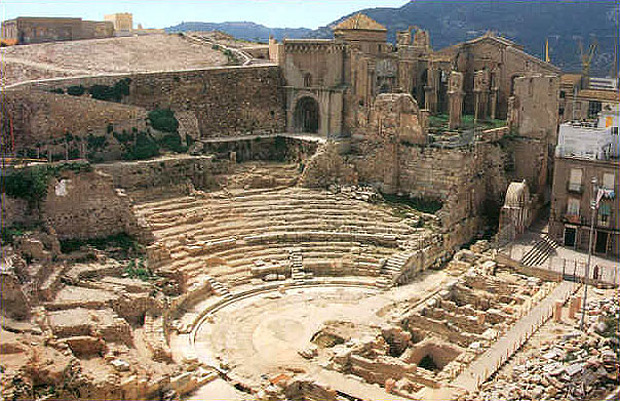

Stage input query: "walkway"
[
  {"left": 451, "top": 280, "right": 578, "bottom": 392},
  {"left": 506, "top": 232, "right": 619, "bottom": 286}
]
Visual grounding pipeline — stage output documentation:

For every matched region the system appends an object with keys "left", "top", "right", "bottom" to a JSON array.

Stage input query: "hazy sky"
[{"left": 1, "top": 1, "right": 409, "bottom": 29}]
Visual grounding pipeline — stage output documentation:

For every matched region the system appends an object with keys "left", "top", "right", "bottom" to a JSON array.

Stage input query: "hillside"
[
  {"left": 166, "top": 1, "right": 619, "bottom": 76},
  {"left": 166, "top": 21, "right": 313, "bottom": 42}
]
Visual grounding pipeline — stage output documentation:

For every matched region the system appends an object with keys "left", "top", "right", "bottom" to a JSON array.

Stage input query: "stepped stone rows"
[{"left": 134, "top": 187, "right": 434, "bottom": 291}]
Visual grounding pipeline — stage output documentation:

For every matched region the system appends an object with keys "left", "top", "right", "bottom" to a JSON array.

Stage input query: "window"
[
  {"left": 598, "top": 203, "right": 611, "bottom": 227},
  {"left": 567, "top": 198, "right": 580, "bottom": 216},
  {"left": 560, "top": 91, "right": 566, "bottom": 99},
  {"left": 588, "top": 101, "right": 602, "bottom": 117},
  {"left": 303, "top": 73, "right": 312, "bottom": 87},
  {"left": 568, "top": 168, "right": 583, "bottom": 192},
  {"left": 602, "top": 173, "right": 615, "bottom": 191}
]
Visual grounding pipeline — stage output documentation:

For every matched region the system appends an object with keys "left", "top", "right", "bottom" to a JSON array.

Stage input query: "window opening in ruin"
[
  {"left": 294, "top": 96, "right": 320, "bottom": 134},
  {"left": 415, "top": 69, "right": 427, "bottom": 107},
  {"left": 568, "top": 168, "right": 583, "bottom": 192},
  {"left": 418, "top": 354, "right": 440, "bottom": 372}
]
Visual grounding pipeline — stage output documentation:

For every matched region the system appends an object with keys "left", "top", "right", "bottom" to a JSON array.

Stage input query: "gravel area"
[{"left": 1, "top": 34, "right": 228, "bottom": 86}]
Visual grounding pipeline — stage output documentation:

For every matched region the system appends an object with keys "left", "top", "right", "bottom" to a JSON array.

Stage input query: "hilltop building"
[{"left": 1, "top": 16, "right": 113, "bottom": 44}]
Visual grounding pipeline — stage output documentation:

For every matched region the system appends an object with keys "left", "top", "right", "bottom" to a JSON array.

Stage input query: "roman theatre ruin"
[{"left": 1, "top": 16, "right": 618, "bottom": 401}]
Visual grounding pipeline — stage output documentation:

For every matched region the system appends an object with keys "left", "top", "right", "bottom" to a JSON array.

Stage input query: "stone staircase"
[
  {"left": 205, "top": 275, "right": 233, "bottom": 300},
  {"left": 289, "top": 248, "right": 306, "bottom": 282},
  {"left": 376, "top": 251, "right": 416, "bottom": 289},
  {"left": 519, "top": 234, "right": 559, "bottom": 267}
]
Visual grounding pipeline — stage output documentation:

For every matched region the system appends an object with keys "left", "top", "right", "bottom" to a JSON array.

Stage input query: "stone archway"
[{"left": 294, "top": 96, "right": 320, "bottom": 133}]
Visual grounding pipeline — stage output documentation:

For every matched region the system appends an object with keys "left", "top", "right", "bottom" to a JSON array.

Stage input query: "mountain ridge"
[{"left": 166, "top": 1, "right": 619, "bottom": 76}]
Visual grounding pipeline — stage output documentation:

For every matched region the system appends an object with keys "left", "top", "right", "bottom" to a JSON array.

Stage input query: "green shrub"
[
  {"left": 88, "top": 78, "right": 131, "bottom": 102},
  {"left": 148, "top": 109, "right": 179, "bottom": 133},
  {"left": 50, "top": 88, "right": 65, "bottom": 94},
  {"left": 124, "top": 259, "right": 153, "bottom": 281},
  {"left": 159, "top": 133, "right": 187, "bottom": 153},
  {"left": 66, "top": 85, "right": 86, "bottom": 96},
  {"left": 113, "top": 130, "right": 135, "bottom": 144},
  {"left": 382, "top": 193, "right": 443, "bottom": 214},
  {"left": 123, "top": 132, "right": 159, "bottom": 160},
  {"left": 86, "top": 134, "right": 107, "bottom": 151},
  {"left": 2, "top": 165, "right": 51, "bottom": 207},
  {"left": 1, "top": 225, "right": 26, "bottom": 245}
]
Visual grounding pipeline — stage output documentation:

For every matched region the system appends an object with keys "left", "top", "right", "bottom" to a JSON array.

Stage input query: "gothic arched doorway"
[{"left": 294, "top": 96, "right": 320, "bottom": 133}]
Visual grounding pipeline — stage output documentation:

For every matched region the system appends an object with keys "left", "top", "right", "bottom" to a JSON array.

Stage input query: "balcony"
[
  {"left": 564, "top": 214, "right": 581, "bottom": 224},
  {"left": 567, "top": 182, "right": 583, "bottom": 194}
]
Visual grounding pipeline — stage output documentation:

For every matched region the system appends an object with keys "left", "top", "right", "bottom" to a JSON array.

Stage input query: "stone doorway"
[{"left": 294, "top": 96, "right": 320, "bottom": 133}]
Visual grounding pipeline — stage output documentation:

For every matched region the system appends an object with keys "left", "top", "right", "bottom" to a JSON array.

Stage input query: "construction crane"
[{"left": 578, "top": 38, "right": 598, "bottom": 78}]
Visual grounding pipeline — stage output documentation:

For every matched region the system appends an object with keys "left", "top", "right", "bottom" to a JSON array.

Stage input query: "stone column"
[
  {"left": 448, "top": 71, "right": 464, "bottom": 130},
  {"left": 489, "top": 69, "right": 499, "bottom": 120},
  {"left": 553, "top": 301, "right": 563, "bottom": 323},
  {"left": 473, "top": 69, "right": 490, "bottom": 121},
  {"left": 424, "top": 68, "right": 439, "bottom": 114}
]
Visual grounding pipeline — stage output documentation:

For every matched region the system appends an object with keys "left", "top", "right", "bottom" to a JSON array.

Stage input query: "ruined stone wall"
[
  {"left": 510, "top": 75, "right": 559, "bottom": 143},
  {"left": 15, "top": 65, "right": 286, "bottom": 139},
  {"left": 96, "top": 155, "right": 227, "bottom": 193},
  {"left": 2, "top": 89, "right": 148, "bottom": 153},
  {"left": 301, "top": 142, "right": 358, "bottom": 188},
  {"left": 506, "top": 74, "right": 560, "bottom": 198},
  {"left": 1, "top": 194, "right": 29, "bottom": 228},
  {"left": 350, "top": 142, "right": 506, "bottom": 249},
  {"left": 197, "top": 135, "right": 320, "bottom": 163},
  {"left": 42, "top": 170, "right": 143, "bottom": 240}
]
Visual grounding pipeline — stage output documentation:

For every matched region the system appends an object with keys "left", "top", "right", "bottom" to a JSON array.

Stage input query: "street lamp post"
[{"left": 580, "top": 176, "right": 598, "bottom": 331}]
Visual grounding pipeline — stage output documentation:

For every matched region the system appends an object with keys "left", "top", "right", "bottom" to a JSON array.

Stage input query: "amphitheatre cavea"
[{"left": 1, "top": 2, "right": 618, "bottom": 401}]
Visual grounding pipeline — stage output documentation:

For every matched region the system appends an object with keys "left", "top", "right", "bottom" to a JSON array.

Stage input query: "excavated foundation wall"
[
  {"left": 197, "top": 135, "right": 320, "bottom": 163},
  {"left": 96, "top": 155, "right": 228, "bottom": 194}
]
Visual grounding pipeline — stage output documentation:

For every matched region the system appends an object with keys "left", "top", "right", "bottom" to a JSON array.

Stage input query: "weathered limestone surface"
[
  {"left": 301, "top": 142, "right": 358, "bottom": 188},
  {"left": 96, "top": 155, "right": 224, "bottom": 193},
  {"left": 42, "top": 169, "right": 143, "bottom": 240}
]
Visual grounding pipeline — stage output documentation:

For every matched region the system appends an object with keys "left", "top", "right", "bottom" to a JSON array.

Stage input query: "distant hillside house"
[{"left": 1, "top": 16, "right": 113, "bottom": 45}]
